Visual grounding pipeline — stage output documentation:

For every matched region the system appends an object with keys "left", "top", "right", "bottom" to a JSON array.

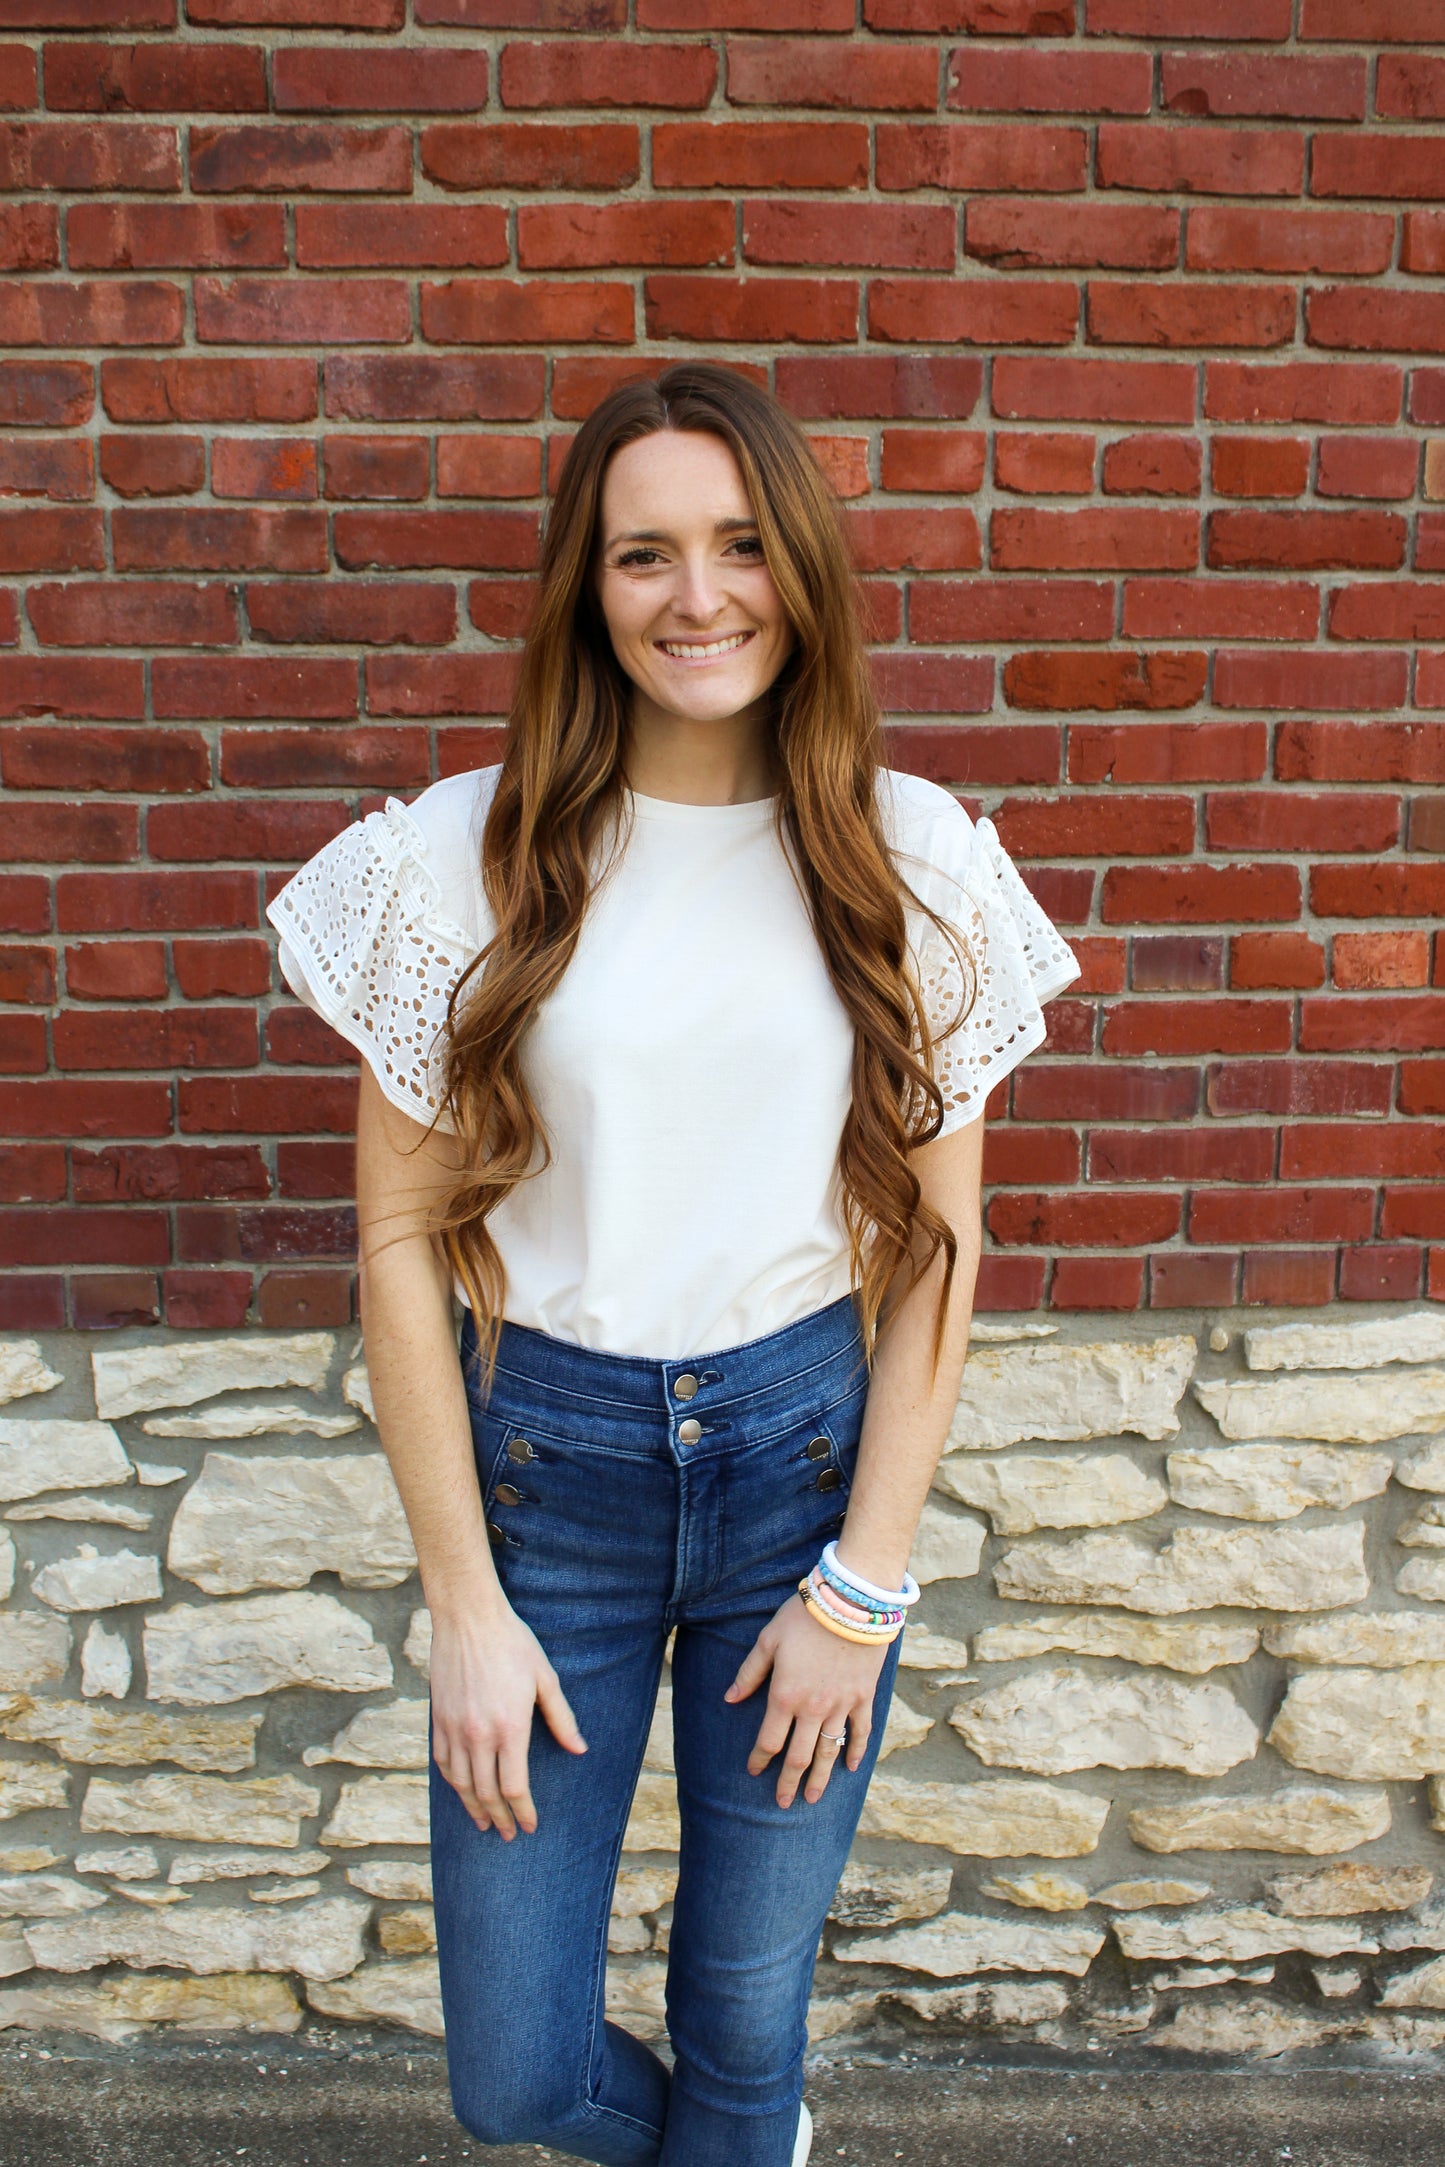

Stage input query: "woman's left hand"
[{"left": 724, "top": 1592, "right": 891, "bottom": 1809}]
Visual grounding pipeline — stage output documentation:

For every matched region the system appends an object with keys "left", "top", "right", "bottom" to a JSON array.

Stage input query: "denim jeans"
[{"left": 430, "top": 1292, "right": 904, "bottom": 2167}]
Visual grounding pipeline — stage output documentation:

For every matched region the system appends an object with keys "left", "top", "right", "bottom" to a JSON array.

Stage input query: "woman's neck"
[{"left": 623, "top": 701, "right": 777, "bottom": 807}]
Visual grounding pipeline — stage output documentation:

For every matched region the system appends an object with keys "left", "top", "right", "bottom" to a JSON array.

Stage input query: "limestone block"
[
  {"left": 1194, "top": 1367, "right": 1445, "bottom": 1445},
  {"left": 1381, "top": 1896, "right": 1445, "bottom": 1952},
  {"left": 643, "top": 1684, "right": 672, "bottom": 1773},
  {"left": 9, "top": 1497, "right": 152, "bottom": 1530},
  {"left": 341, "top": 1362, "right": 375, "bottom": 1423},
  {"left": 303, "top": 1699, "right": 428, "bottom": 1770},
  {"left": 135, "top": 1463, "right": 185, "bottom": 1487},
  {"left": 0, "top": 1847, "right": 59, "bottom": 1872},
  {"left": 1245, "top": 1311, "right": 1445, "bottom": 1373},
  {"left": 968, "top": 1322, "right": 1059, "bottom": 1342},
  {"left": 972, "top": 1613, "right": 1258, "bottom": 1676},
  {"left": 1399, "top": 1558, "right": 1445, "bottom": 1602},
  {"left": 1094, "top": 1880, "right": 1211, "bottom": 1911},
  {"left": 250, "top": 1880, "right": 320, "bottom": 1905},
  {"left": 320, "top": 1774, "right": 428, "bottom": 1848},
  {"left": 0, "top": 1761, "right": 69, "bottom": 1819},
  {"left": 80, "top": 1620, "right": 130, "bottom": 1701},
  {"left": 0, "top": 1973, "right": 301, "bottom": 2041},
  {"left": 92, "top": 1333, "right": 334, "bottom": 1421},
  {"left": 1267, "top": 1864, "right": 1432, "bottom": 1917},
  {"left": 1398, "top": 1502, "right": 1445, "bottom": 1549},
  {"left": 167, "top": 1451, "right": 414, "bottom": 1595},
  {"left": 144, "top": 1592, "right": 393, "bottom": 1706},
  {"left": 0, "top": 1418, "right": 130, "bottom": 1504},
  {"left": 0, "top": 1612, "right": 70, "bottom": 1691},
  {"left": 1266, "top": 1613, "right": 1445, "bottom": 1666},
  {"left": 896, "top": 1628, "right": 973, "bottom": 1674},
  {"left": 933, "top": 1453, "right": 1167, "bottom": 1536},
  {"left": 75, "top": 1847, "right": 157, "bottom": 1880},
  {"left": 0, "top": 1529, "right": 11, "bottom": 1602},
  {"left": 0, "top": 1924, "right": 31, "bottom": 1979},
  {"left": 947, "top": 1335, "right": 1196, "bottom": 1450},
  {"left": 1378, "top": 1957, "right": 1445, "bottom": 2010},
  {"left": 878, "top": 1694, "right": 934, "bottom": 1760},
  {"left": 403, "top": 1607, "right": 431, "bottom": 1678},
  {"left": 605, "top": 1958, "right": 668, "bottom": 2033},
  {"left": 24, "top": 1894, "right": 369, "bottom": 1982},
  {"left": 623, "top": 1772, "right": 681, "bottom": 1853},
  {"left": 169, "top": 1849, "right": 330, "bottom": 1885},
  {"left": 1393, "top": 1441, "right": 1445, "bottom": 1493},
  {"left": 81, "top": 1773, "right": 320, "bottom": 1849},
  {"left": 858, "top": 1774, "right": 1109, "bottom": 1858},
  {"left": 609, "top": 1914, "right": 650, "bottom": 1953},
  {"left": 950, "top": 1666, "right": 1259, "bottom": 1778},
  {"left": 1269, "top": 1664, "right": 1445, "bottom": 1780},
  {"left": 1430, "top": 1776, "right": 1445, "bottom": 1833},
  {"left": 978, "top": 1872, "right": 1090, "bottom": 1913},
  {"left": 0, "top": 1342, "right": 62, "bottom": 1407},
  {"left": 0, "top": 1874, "right": 107, "bottom": 1918},
  {"left": 885, "top": 1980, "right": 1070, "bottom": 2028},
  {"left": 1128, "top": 1783, "right": 1391, "bottom": 1856},
  {"left": 31, "top": 1546, "right": 161, "bottom": 1613},
  {"left": 994, "top": 1521, "right": 1367, "bottom": 1616},
  {"left": 1313, "top": 1962, "right": 1366, "bottom": 1999},
  {"left": 308, "top": 1957, "right": 442, "bottom": 2038},
  {"left": 0, "top": 1695, "right": 261, "bottom": 1773},
  {"left": 835, "top": 1911, "right": 1105, "bottom": 1978},
  {"left": 347, "top": 1861, "right": 432, "bottom": 1903},
  {"left": 378, "top": 1906, "right": 435, "bottom": 1956},
  {"left": 1166, "top": 1444, "right": 1392, "bottom": 1522},
  {"left": 144, "top": 1404, "right": 360, "bottom": 1440},
  {"left": 1150, "top": 1961, "right": 1274, "bottom": 1991},
  {"left": 828, "top": 1862, "right": 953, "bottom": 1929},
  {"left": 907, "top": 1500, "right": 986, "bottom": 1585},
  {"left": 612, "top": 1865, "right": 676, "bottom": 1919},
  {"left": 1113, "top": 1907, "right": 1374, "bottom": 1963},
  {"left": 1147, "top": 1996, "right": 1331, "bottom": 2058},
  {"left": 115, "top": 1883, "right": 189, "bottom": 1907},
  {"left": 806, "top": 1989, "right": 883, "bottom": 2042}
]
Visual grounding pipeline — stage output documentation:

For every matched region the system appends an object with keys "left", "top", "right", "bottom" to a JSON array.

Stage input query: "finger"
[
  {"left": 775, "top": 1722, "right": 822, "bottom": 1811},
  {"left": 434, "top": 1737, "right": 496, "bottom": 1836},
  {"left": 746, "top": 1697, "right": 797, "bottom": 1776},
  {"left": 497, "top": 1737, "right": 538, "bottom": 1836},
  {"left": 725, "top": 1637, "right": 775, "bottom": 1705},
  {"left": 804, "top": 1721, "right": 848, "bottom": 1805},
  {"left": 469, "top": 1747, "right": 517, "bottom": 1840},
  {"left": 536, "top": 1670, "right": 588, "bottom": 1757},
  {"left": 845, "top": 1710, "right": 872, "bottom": 1773}
]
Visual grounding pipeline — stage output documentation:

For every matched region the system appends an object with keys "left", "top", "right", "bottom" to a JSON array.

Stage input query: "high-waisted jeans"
[{"left": 430, "top": 1293, "right": 904, "bottom": 2167}]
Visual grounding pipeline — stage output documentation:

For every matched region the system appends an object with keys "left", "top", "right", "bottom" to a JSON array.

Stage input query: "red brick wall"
[{"left": 2, "top": 4, "right": 1443, "bottom": 1333}]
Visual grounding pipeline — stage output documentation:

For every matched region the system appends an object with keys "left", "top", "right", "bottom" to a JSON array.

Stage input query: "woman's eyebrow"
[{"left": 604, "top": 516, "right": 760, "bottom": 548}]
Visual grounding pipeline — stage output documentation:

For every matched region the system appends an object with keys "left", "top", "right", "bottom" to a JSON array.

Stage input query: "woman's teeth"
[{"left": 657, "top": 631, "right": 754, "bottom": 659}]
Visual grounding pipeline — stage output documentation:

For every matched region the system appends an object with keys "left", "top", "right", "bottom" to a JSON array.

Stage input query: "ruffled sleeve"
[
  {"left": 264, "top": 795, "right": 480, "bottom": 1130},
  {"left": 885, "top": 777, "right": 1082, "bottom": 1137}
]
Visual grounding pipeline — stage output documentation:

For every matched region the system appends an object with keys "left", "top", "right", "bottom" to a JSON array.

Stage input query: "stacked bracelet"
[
  {"left": 820, "top": 1541, "right": 921, "bottom": 1610},
  {"left": 797, "top": 1575, "right": 894, "bottom": 1646}
]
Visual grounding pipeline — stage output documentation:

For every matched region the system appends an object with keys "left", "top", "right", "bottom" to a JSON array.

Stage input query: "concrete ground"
[{"left": 3, "top": 2034, "right": 1445, "bottom": 2167}]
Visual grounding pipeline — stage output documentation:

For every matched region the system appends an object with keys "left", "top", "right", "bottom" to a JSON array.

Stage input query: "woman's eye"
[
  {"left": 615, "top": 548, "right": 662, "bottom": 568},
  {"left": 730, "top": 536, "right": 764, "bottom": 557}
]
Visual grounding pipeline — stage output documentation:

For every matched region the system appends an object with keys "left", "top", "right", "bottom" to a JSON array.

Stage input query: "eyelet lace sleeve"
[
  {"left": 264, "top": 797, "right": 478, "bottom": 1129},
  {"left": 910, "top": 813, "right": 1081, "bottom": 1136}
]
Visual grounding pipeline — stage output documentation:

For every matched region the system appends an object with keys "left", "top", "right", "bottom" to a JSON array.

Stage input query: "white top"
[{"left": 265, "top": 764, "right": 1080, "bottom": 1360}]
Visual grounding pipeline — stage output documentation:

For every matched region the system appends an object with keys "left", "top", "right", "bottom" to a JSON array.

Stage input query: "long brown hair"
[{"left": 434, "top": 363, "right": 974, "bottom": 1387}]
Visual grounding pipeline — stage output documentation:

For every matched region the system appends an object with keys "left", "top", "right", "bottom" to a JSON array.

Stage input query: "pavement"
[{"left": 3, "top": 2033, "right": 1445, "bottom": 2166}]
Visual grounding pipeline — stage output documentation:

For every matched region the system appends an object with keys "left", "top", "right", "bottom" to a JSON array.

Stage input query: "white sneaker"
[{"left": 791, "top": 2098, "right": 813, "bottom": 2166}]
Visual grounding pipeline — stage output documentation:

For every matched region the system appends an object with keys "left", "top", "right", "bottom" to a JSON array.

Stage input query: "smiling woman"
[{"left": 263, "top": 363, "right": 1078, "bottom": 2167}]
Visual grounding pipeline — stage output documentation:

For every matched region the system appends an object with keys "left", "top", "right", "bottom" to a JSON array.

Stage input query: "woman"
[{"left": 266, "top": 363, "right": 1079, "bottom": 2166}]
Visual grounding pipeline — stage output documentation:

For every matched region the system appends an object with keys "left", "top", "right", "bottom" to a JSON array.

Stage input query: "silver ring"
[{"left": 818, "top": 1730, "right": 847, "bottom": 1745}]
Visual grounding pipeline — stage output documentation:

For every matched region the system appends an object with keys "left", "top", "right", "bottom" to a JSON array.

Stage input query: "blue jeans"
[{"left": 431, "top": 1293, "right": 904, "bottom": 2167}]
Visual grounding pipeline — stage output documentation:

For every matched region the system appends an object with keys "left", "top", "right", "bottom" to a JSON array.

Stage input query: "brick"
[
  {"left": 1313, "top": 135, "right": 1445, "bottom": 201},
  {"left": 188, "top": 0, "right": 403, "bottom": 21},
  {"left": 870, "top": 653, "right": 995, "bottom": 713},
  {"left": 2, "top": 725, "right": 209, "bottom": 794},
  {"left": 178, "top": 1075, "right": 357, "bottom": 1135},
  {"left": 886, "top": 722, "right": 1060, "bottom": 788},
  {"left": 0, "top": 593, "right": 18, "bottom": 644},
  {"left": 0, "top": 799, "right": 137, "bottom": 865},
  {"left": 1, "top": 1209, "right": 169, "bottom": 1268},
  {"left": 1004, "top": 652, "right": 1205, "bottom": 711},
  {"left": 101, "top": 356, "right": 316, "bottom": 423},
  {"left": 249, "top": 580, "right": 455, "bottom": 648},
  {"left": 1230, "top": 932, "right": 1327, "bottom": 989},
  {"left": 501, "top": 39, "right": 716, "bottom": 108},
  {"left": 0, "top": 876, "right": 50, "bottom": 933},
  {"left": 153, "top": 657, "right": 356, "bottom": 720},
  {"left": 68, "top": 202, "right": 286, "bottom": 270},
  {"left": 0, "top": 0, "right": 173, "bottom": 17},
  {"left": 881, "top": 429, "right": 986, "bottom": 495},
  {"left": 1102, "top": 863, "right": 1300, "bottom": 923},
  {"left": 425, "top": 277, "right": 633, "bottom": 344},
  {"left": 727, "top": 38, "right": 935, "bottom": 110},
  {"left": 0, "top": 203, "right": 59, "bottom": 272},
  {"left": 44, "top": 40, "right": 266, "bottom": 110},
  {"left": 1097, "top": 123, "right": 1304, "bottom": 197},
  {"left": 172, "top": 938, "right": 270, "bottom": 998},
  {"left": 995, "top": 431, "right": 1094, "bottom": 495},
  {"left": 650, "top": 0, "right": 851, "bottom": 19},
  {"left": 973, "top": 1255, "right": 1047, "bottom": 1311},
  {"left": 162, "top": 1271, "right": 252, "bottom": 1328},
  {"left": 1214, "top": 649, "right": 1408, "bottom": 711},
  {"left": 742, "top": 200, "right": 952, "bottom": 272},
  {"left": 467, "top": 579, "right": 534, "bottom": 640},
  {"left": 993, "top": 794, "right": 1195, "bottom": 856},
  {"left": 1309, "top": 288, "right": 1445, "bottom": 356},
  {"left": 0, "top": 1149, "right": 65, "bottom": 1207},
  {"left": 55, "top": 1007, "right": 258, "bottom": 1072},
  {"left": 992, "top": 506, "right": 1199, "bottom": 571},
  {"left": 1186, "top": 206, "right": 1393, "bottom": 276},
  {"left": 1149, "top": 1252, "right": 1240, "bottom": 1308},
  {"left": 28, "top": 581, "right": 237, "bottom": 647},
  {"left": 57, "top": 870, "right": 256, "bottom": 934},
  {"left": 1162, "top": 51, "right": 1365, "bottom": 120},
  {"left": 99, "top": 432, "right": 203, "bottom": 495},
  {"left": 266, "top": 1009, "right": 357, "bottom": 1065},
  {"left": 1050, "top": 1257, "right": 1145, "bottom": 1311},
  {"left": 334, "top": 508, "right": 537, "bottom": 571},
  {"left": 1208, "top": 509, "right": 1405, "bottom": 572},
  {"left": 844, "top": 506, "right": 983, "bottom": 573},
  {"left": 0, "top": 279, "right": 181, "bottom": 348},
  {"left": 877, "top": 122, "right": 1088, "bottom": 194},
  {"left": 1401, "top": 1061, "right": 1445, "bottom": 1116},
  {"left": 321, "top": 435, "right": 428, "bottom": 500},
  {"left": 1205, "top": 360, "right": 1401, "bottom": 424},
  {"left": 0, "top": 1077, "right": 172, "bottom": 1141},
  {"left": 424, "top": 121, "right": 639, "bottom": 192},
  {"left": 1415, "top": 515, "right": 1445, "bottom": 573},
  {"left": 435, "top": 434, "right": 541, "bottom": 499},
  {"left": 256, "top": 1270, "right": 352, "bottom": 1330},
  {"left": 273, "top": 46, "right": 489, "bottom": 112},
  {"left": 65, "top": 941, "right": 166, "bottom": 1001},
  {"left": 1240, "top": 1252, "right": 1336, "bottom": 1307},
  {"left": 1090, "top": 1127, "right": 1276, "bottom": 1183},
  {"left": 1070, "top": 721, "right": 1267, "bottom": 784},
  {"left": 1383, "top": 1190, "right": 1445, "bottom": 1241},
  {"left": 190, "top": 124, "right": 411, "bottom": 195},
  {"left": 210, "top": 435, "right": 317, "bottom": 502},
  {"left": 1088, "top": 0, "right": 1292, "bottom": 33},
  {"left": 1103, "top": 435, "right": 1202, "bottom": 496},
  {"left": 325, "top": 353, "right": 541, "bottom": 424},
  {"left": 0, "top": 362, "right": 89, "bottom": 428},
  {"left": 0, "top": 436, "right": 90, "bottom": 499},
  {"left": 1207, "top": 791, "right": 1399, "bottom": 854},
  {"left": 220, "top": 726, "right": 427, "bottom": 790},
  {"left": 967, "top": 199, "right": 1177, "bottom": 271},
  {"left": 987, "top": 1191, "right": 1183, "bottom": 1248},
  {"left": 365, "top": 653, "right": 518, "bottom": 715},
  {"left": 196, "top": 277, "right": 410, "bottom": 347},
  {"left": 148, "top": 799, "right": 341, "bottom": 863},
  {"left": 1088, "top": 281, "right": 1296, "bottom": 350},
  {"left": 947, "top": 50, "right": 1153, "bottom": 114},
  {"left": 1334, "top": 930, "right": 1432, "bottom": 990},
  {"left": 0, "top": 656, "right": 141, "bottom": 717},
  {"left": 1211, "top": 436, "right": 1309, "bottom": 498},
  {"left": 297, "top": 204, "right": 507, "bottom": 270},
  {"left": 1190, "top": 1188, "right": 1373, "bottom": 1245},
  {"left": 646, "top": 275, "right": 856, "bottom": 344},
  {"left": 1311, "top": 865, "right": 1445, "bottom": 920},
  {"left": 113, "top": 507, "right": 327, "bottom": 574},
  {"left": 0, "top": 43, "right": 32, "bottom": 105},
  {"left": 0, "top": 119, "right": 179, "bottom": 189},
  {"left": 993, "top": 355, "right": 1194, "bottom": 423},
  {"left": 1403, "top": 212, "right": 1445, "bottom": 275},
  {"left": 1339, "top": 1245, "right": 1424, "bottom": 1301},
  {"left": 1132, "top": 934, "right": 1224, "bottom": 990},
  {"left": 519, "top": 199, "right": 734, "bottom": 272},
  {"left": 0, "top": 944, "right": 56, "bottom": 1003},
  {"left": 775, "top": 355, "right": 983, "bottom": 419},
  {"left": 870, "top": 279, "right": 1078, "bottom": 347}
]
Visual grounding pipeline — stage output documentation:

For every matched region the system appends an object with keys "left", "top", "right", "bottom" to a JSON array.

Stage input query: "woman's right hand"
[{"left": 428, "top": 1599, "right": 588, "bottom": 1839}]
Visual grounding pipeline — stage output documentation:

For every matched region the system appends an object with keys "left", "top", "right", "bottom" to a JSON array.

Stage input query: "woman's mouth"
[{"left": 655, "top": 630, "right": 756, "bottom": 663}]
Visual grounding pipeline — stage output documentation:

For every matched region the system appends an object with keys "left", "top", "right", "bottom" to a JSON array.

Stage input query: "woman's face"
[{"left": 594, "top": 428, "right": 794, "bottom": 731}]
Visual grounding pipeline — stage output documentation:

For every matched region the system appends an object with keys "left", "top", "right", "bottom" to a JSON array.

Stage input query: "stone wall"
[{"left": 4, "top": 1305, "right": 1445, "bottom": 2060}]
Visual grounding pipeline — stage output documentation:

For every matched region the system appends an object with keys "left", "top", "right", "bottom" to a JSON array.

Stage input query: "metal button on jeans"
[
  {"left": 494, "top": 1482, "right": 522, "bottom": 1507},
  {"left": 815, "top": 1468, "right": 842, "bottom": 1493},
  {"left": 506, "top": 1437, "right": 535, "bottom": 1463},
  {"left": 673, "top": 1373, "right": 699, "bottom": 1400},
  {"left": 677, "top": 1417, "right": 702, "bottom": 1445},
  {"left": 487, "top": 1521, "right": 506, "bottom": 1546},
  {"left": 805, "top": 1436, "right": 830, "bottom": 1460}
]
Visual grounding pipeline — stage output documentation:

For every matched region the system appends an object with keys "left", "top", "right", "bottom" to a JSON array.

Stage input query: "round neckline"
[{"left": 626, "top": 785, "right": 779, "bottom": 825}]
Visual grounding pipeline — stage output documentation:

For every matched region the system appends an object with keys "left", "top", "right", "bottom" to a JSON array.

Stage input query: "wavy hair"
[{"left": 432, "top": 362, "right": 975, "bottom": 1388}]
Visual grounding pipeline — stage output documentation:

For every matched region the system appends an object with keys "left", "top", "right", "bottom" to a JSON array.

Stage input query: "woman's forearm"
[{"left": 360, "top": 1236, "right": 508, "bottom": 1626}]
